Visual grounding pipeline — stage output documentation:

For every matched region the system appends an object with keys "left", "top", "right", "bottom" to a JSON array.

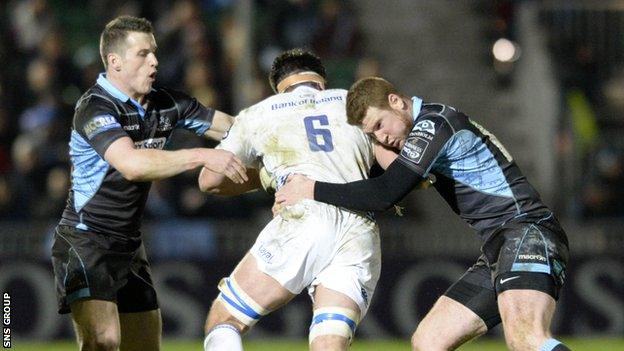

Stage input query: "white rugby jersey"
[{"left": 219, "top": 87, "right": 375, "bottom": 189}]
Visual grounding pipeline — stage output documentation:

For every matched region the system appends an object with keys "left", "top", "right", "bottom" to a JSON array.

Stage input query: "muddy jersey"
[
  {"left": 219, "top": 87, "right": 375, "bottom": 191},
  {"left": 59, "top": 74, "right": 215, "bottom": 236},
  {"left": 397, "top": 97, "right": 549, "bottom": 235}
]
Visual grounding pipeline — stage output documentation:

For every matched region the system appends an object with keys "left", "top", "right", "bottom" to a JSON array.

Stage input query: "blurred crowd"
[
  {"left": 539, "top": 4, "right": 624, "bottom": 219},
  {"left": 483, "top": 0, "right": 624, "bottom": 219},
  {"left": 3, "top": 0, "right": 620, "bottom": 223},
  {"left": 0, "top": 0, "right": 380, "bottom": 221}
]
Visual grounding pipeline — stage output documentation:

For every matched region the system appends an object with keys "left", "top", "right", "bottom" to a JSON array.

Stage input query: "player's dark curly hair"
[{"left": 269, "top": 48, "right": 327, "bottom": 93}]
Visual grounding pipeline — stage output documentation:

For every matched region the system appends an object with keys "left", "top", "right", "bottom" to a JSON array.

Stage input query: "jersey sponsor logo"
[
  {"left": 409, "top": 130, "right": 434, "bottom": 141},
  {"left": 123, "top": 124, "right": 140, "bottom": 131},
  {"left": 270, "top": 95, "right": 343, "bottom": 111},
  {"left": 400, "top": 137, "right": 429, "bottom": 164},
  {"left": 84, "top": 115, "right": 120, "bottom": 139},
  {"left": 134, "top": 137, "right": 166, "bottom": 149},
  {"left": 413, "top": 119, "right": 436, "bottom": 135}
]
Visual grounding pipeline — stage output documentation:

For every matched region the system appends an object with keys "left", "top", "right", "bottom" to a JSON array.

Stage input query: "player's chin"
[{"left": 139, "top": 85, "right": 152, "bottom": 95}]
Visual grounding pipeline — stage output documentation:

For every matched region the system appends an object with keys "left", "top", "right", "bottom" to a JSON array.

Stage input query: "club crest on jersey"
[
  {"left": 413, "top": 120, "right": 436, "bottom": 135},
  {"left": 157, "top": 115, "right": 173, "bottom": 131},
  {"left": 400, "top": 137, "right": 429, "bottom": 164}
]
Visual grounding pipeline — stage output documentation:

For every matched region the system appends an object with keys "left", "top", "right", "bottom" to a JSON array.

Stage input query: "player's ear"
[
  {"left": 388, "top": 94, "right": 405, "bottom": 110},
  {"left": 108, "top": 53, "right": 122, "bottom": 72}
]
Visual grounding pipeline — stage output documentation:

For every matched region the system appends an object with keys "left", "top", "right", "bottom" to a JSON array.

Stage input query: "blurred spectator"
[
  {"left": 581, "top": 145, "right": 624, "bottom": 218},
  {"left": 185, "top": 59, "right": 218, "bottom": 107},
  {"left": 10, "top": 0, "right": 56, "bottom": 55},
  {"left": 312, "top": 0, "right": 362, "bottom": 58}
]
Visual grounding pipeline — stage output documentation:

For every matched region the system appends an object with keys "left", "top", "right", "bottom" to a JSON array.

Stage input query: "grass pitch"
[{"left": 10, "top": 337, "right": 624, "bottom": 350}]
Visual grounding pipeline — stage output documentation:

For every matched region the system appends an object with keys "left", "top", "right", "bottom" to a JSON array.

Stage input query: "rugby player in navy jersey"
[
  {"left": 51, "top": 16, "right": 247, "bottom": 351},
  {"left": 276, "top": 77, "right": 571, "bottom": 351}
]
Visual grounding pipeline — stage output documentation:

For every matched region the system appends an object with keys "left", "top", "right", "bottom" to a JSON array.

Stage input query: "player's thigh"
[
  {"left": 119, "top": 309, "right": 161, "bottom": 351},
  {"left": 309, "top": 284, "right": 360, "bottom": 351},
  {"left": 497, "top": 290, "right": 556, "bottom": 344},
  {"left": 412, "top": 296, "right": 487, "bottom": 350},
  {"left": 232, "top": 252, "right": 296, "bottom": 309},
  {"left": 70, "top": 299, "right": 121, "bottom": 348}
]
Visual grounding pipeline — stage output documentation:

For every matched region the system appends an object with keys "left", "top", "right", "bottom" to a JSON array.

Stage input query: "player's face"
[
  {"left": 117, "top": 32, "right": 158, "bottom": 100},
  {"left": 362, "top": 106, "right": 413, "bottom": 150}
]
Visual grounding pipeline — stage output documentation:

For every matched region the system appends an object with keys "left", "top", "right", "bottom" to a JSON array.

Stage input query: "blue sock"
[{"left": 540, "top": 338, "right": 571, "bottom": 351}]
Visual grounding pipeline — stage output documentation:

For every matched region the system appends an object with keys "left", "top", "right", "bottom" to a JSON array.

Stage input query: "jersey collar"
[
  {"left": 96, "top": 73, "right": 146, "bottom": 117},
  {"left": 411, "top": 96, "right": 423, "bottom": 122}
]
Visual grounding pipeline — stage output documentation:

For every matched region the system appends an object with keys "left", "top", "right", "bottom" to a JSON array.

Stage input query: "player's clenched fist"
[{"left": 203, "top": 149, "right": 248, "bottom": 184}]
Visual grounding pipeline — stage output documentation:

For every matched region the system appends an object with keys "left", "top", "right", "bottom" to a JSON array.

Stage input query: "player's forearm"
[
  {"left": 314, "top": 160, "right": 423, "bottom": 211},
  {"left": 203, "top": 111, "right": 234, "bottom": 141},
  {"left": 122, "top": 148, "right": 205, "bottom": 182},
  {"left": 199, "top": 168, "right": 260, "bottom": 195}
]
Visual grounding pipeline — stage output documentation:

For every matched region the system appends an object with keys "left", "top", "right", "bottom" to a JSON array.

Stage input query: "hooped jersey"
[
  {"left": 219, "top": 87, "right": 375, "bottom": 195},
  {"left": 396, "top": 98, "right": 549, "bottom": 235}
]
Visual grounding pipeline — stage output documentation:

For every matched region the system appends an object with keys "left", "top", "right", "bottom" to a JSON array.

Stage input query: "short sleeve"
[
  {"left": 397, "top": 114, "right": 455, "bottom": 176},
  {"left": 73, "top": 96, "right": 128, "bottom": 157},
  {"left": 166, "top": 89, "right": 215, "bottom": 136}
]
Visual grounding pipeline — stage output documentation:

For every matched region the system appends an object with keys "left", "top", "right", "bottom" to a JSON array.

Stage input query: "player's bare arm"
[
  {"left": 203, "top": 111, "right": 235, "bottom": 141},
  {"left": 104, "top": 136, "right": 248, "bottom": 183},
  {"left": 198, "top": 167, "right": 261, "bottom": 195}
]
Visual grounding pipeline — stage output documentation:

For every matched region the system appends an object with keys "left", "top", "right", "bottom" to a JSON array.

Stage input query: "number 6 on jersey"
[{"left": 304, "top": 115, "right": 334, "bottom": 152}]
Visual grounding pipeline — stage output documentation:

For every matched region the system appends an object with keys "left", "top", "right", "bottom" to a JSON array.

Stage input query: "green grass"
[{"left": 10, "top": 338, "right": 624, "bottom": 350}]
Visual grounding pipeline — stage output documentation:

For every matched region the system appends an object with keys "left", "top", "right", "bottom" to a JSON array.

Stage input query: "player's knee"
[
  {"left": 503, "top": 326, "right": 548, "bottom": 351},
  {"left": 411, "top": 325, "right": 447, "bottom": 351},
  {"left": 502, "top": 315, "right": 549, "bottom": 349},
  {"left": 207, "top": 277, "right": 268, "bottom": 334},
  {"left": 80, "top": 329, "right": 120, "bottom": 351},
  {"left": 309, "top": 307, "right": 358, "bottom": 348},
  {"left": 205, "top": 299, "right": 248, "bottom": 334}
]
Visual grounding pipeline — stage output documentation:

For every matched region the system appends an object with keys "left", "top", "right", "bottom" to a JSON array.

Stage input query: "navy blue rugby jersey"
[
  {"left": 396, "top": 97, "right": 549, "bottom": 235},
  {"left": 59, "top": 74, "right": 215, "bottom": 236}
]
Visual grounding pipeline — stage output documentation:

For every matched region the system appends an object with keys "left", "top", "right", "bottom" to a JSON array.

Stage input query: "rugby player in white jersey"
[{"left": 198, "top": 49, "right": 397, "bottom": 350}]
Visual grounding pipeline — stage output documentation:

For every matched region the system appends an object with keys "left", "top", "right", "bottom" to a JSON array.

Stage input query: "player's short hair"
[
  {"left": 269, "top": 48, "right": 327, "bottom": 93},
  {"left": 346, "top": 77, "right": 401, "bottom": 125},
  {"left": 99, "top": 16, "right": 153, "bottom": 69}
]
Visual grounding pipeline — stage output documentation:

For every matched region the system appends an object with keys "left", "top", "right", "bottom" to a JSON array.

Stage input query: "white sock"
[{"left": 203, "top": 324, "right": 243, "bottom": 351}]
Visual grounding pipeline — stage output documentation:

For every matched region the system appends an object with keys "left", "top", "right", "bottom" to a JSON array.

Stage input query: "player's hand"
[
  {"left": 275, "top": 174, "right": 314, "bottom": 206},
  {"left": 203, "top": 149, "right": 248, "bottom": 184},
  {"left": 271, "top": 201, "right": 282, "bottom": 217}
]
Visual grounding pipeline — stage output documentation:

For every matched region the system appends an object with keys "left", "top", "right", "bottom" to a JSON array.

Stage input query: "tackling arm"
[
  {"left": 203, "top": 111, "right": 235, "bottom": 141},
  {"left": 198, "top": 167, "right": 261, "bottom": 196},
  {"left": 313, "top": 159, "right": 424, "bottom": 211},
  {"left": 104, "top": 136, "right": 248, "bottom": 183}
]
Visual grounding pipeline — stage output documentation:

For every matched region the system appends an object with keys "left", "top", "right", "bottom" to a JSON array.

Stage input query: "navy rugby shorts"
[
  {"left": 444, "top": 213, "right": 569, "bottom": 329},
  {"left": 51, "top": 225, "right": 158, "bottom": 314}
]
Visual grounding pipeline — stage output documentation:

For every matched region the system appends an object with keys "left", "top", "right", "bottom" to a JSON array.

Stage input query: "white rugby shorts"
[{"left": 250, "top": 199, "right": 381, "bottom": 315}]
